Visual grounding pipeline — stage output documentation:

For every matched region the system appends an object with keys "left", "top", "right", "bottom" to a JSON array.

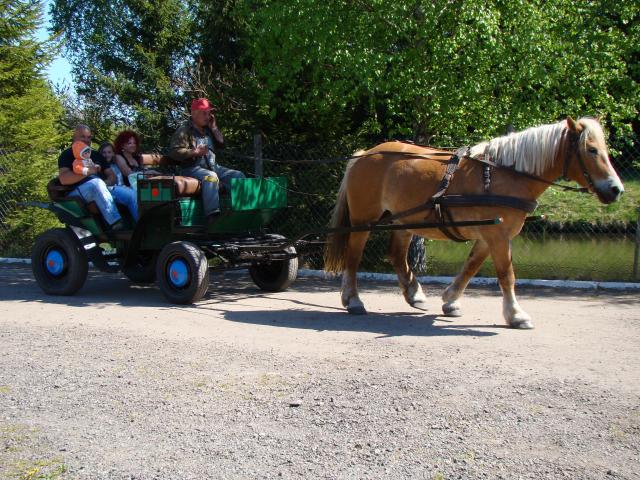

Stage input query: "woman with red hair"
[{"left": 113, "top": 130, "right": 161, "bottom": 187}]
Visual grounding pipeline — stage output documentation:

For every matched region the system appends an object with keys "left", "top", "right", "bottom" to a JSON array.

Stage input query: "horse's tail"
[{"left": 324, "top": 158, "right": 357, "bottom": 273}]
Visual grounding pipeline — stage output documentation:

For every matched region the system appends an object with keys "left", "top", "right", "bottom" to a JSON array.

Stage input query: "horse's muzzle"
[{"left": 595, "top": 178, "right": 624, "bottom": 204}]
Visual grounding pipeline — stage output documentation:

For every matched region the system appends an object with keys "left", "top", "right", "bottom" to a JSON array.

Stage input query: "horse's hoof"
[
  {"left": 510, "top": 319, "right": 534, "bottom": 329},
  {"left": 347, "top": 305, "right": 367, "bottom": 315},
  {"left": 442, "top": 302, "right": 462, "bottom": 317},
  {"left": 509, "top": 313, "right": 534, "bottom": 329},
  {"left": 410, "top": 300, "right": 428, "bottom": 311}
]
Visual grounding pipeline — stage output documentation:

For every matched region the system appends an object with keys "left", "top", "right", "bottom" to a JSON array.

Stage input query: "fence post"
[
  {"left": 634, "top": 207, "right": 640, "bottom": 280},
  {"left": 253, "top": 133, "right": 263, "bottom": 178}
]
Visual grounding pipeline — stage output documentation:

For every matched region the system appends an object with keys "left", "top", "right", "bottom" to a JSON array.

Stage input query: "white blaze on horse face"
[
  {"left": 580, "top": 118, "right": 624, "bottom": 203},
  {"left": 593, "top": 157, "right": 624, "bottom": 203}
]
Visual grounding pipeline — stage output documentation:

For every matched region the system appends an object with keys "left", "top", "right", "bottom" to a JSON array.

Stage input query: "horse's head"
[{"left": 565, "top": 117, "right": 624, "bottom": 204}]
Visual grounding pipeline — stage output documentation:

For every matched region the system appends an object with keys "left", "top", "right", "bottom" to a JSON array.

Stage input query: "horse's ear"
[{"left": 566, "top": 116, "right": 578, "bottom": 132}]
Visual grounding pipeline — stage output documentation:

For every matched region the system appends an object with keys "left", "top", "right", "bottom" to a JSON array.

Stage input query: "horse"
[{"left": 324, "top": 117, "right": 624, "bottom": 329}]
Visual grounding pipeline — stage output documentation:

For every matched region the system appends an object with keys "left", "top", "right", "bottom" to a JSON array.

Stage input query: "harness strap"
[
  {"left": 432, "top": 147, "right": 468, "bottom": 199},
  {"left": 482, "top": 164, "right": 492, "bottom": 192},
  {"left": 434, "top": 194, "right": 538, "bottom": 214},
  {"left": 376, "top": 193, "right": 538, "bottom": 227},
  {"left": 430, "top": 147, "right": 469, "bottom": 241},
  {"left": 438, "top": 207, "right": 467, "bottom": 242},
  {"left": 469, "top": 152, "right": 588, "bottom": 193}
]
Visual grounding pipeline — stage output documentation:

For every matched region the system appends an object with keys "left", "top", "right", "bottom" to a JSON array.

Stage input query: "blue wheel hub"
[
  {"left": 167, "top": 259, "right": 189, "bottom": 287},
  {"left": 45, "top": 249, "right": 65, "bottom": 276}
]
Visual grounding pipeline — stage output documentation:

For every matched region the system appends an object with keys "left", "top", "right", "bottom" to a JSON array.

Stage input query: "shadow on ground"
[{"left": 0, "top": 265, "right": 508, "bottom": 338}]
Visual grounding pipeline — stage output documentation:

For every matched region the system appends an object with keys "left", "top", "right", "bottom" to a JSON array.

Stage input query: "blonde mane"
[
  {"left": 469, "top": 118, "right": 606, "bottom": 176},
  {"left": 468, "top": 121, "right": 567, "bottom": 176}
]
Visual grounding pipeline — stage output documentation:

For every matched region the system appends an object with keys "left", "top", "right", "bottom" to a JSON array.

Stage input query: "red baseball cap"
[{"left": 191, "top": 98, "right": 213, "bottom": 111}]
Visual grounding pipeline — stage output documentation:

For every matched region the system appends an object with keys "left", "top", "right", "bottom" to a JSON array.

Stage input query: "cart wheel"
[
  {"left": 31, "top": 228, "right": 88, "bottom": 295},
  {"left": 156, "top": 241, "right": 209, "bottom": 304},
  {"left": 249, "top": 245, "right": 298, "bottom": 292},
  {"left": 122, "top": 251, "right": 158, "bottom": 284}
]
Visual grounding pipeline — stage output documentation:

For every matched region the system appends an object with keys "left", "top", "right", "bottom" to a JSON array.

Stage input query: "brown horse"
[{"left": 324, "top": 117, "right": 624, "bottom": 329}]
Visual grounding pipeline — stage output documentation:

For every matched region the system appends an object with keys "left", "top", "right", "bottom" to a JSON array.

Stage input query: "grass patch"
[
  {"left": 11, "top": 458, "right": 66, "bottom": 480},
  {"left": 0, "top": 422, "right": 66, "bottom": 480},
  {"left": 425, "top": 235, "right": 637, "bottom": 281},
  {"left": 537, "top": 179, "right": 640, "bottom": 225}
]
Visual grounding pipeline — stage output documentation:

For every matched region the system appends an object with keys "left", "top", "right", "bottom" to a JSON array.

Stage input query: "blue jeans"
[
  {"left": 180, "top": 164, "right": 245, "bottom": 216},
  {"left": 67, "top": 177, "right": 121, "bottom": 226},
  {"left": 109, "top": 185, "right": 138, "bottom": 221}
]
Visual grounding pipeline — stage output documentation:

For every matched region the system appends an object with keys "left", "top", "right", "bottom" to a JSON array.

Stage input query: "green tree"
[
  {"left": 49, "top": 0, "right": 639, "bottom": 147},
  {"left": 0, "top": 0, "right": 66, "bottom": 256},
  {"left": 236, "top": 0, "right": 639, "bottom": 144},
  {"left": 50, "top": 0, "right": 194, "bottom": 149}
]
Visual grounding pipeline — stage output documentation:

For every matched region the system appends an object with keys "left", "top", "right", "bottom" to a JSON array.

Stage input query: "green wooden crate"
[
  {"left": 177, "top": 177, "right": 287, "bottom": 232},
  {"left": 138, "top": 178, "right": 174, "bottom": 203},
  {"left": 230, "top": 177, "right": 287, "bottom": 210}
]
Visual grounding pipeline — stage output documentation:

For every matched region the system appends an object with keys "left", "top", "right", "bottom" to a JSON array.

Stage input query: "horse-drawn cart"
[
  {"left": 30, "top": 175, "right": 300, "bottom": 304},
  {"left": 27, "top": 171, "right": 501, "bottom": 305}
]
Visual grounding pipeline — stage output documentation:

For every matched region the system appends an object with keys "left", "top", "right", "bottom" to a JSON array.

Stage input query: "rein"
[
  {"left": 349, "top": 144, "right": 591, "bottom": 194},
  {"left": 468, "top": 155, "right": 590, "bottom": 194}
]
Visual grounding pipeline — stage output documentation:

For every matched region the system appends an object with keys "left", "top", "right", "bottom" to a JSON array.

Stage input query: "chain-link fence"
[{"left": 2, "top": 136, "right": 639, "bottom": 281}]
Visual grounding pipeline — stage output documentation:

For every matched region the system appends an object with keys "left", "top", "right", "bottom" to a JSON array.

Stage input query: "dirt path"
[{"left": 1, "top": 264, "right": 638, "bottom": 479}]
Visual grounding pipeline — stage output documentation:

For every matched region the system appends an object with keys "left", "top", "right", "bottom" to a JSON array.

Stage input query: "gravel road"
[{"left": 1, "top": 264, "right": 638, "bottom": 479}]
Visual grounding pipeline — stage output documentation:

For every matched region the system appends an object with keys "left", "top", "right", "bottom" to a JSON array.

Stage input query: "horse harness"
[{"left": 369, "top": 128, "right": 591, "bottom": 242}]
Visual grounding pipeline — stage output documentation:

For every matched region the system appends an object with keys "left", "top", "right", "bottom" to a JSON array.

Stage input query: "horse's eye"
[{"left": 588, "top": 147, "right": 598, "bottom": 155}]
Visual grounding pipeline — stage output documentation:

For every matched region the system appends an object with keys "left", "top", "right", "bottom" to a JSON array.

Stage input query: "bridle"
[{"left": 561, "top": 128, "right": 596, "bottom": 193}]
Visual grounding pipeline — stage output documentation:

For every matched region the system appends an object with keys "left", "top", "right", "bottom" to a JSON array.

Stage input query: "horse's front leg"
[
  {"left": 341, "top": 231, "right": 370, "bottom": 315},
  {"left": 489, "top": 238, "right": 533, "bottom": 329},
  {"left": 442, "top": 239, "right": 490, "bottom": 317}
]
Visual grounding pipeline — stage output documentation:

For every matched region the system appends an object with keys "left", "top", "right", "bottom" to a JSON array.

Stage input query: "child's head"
[
  {"left": 72, "top": 141, "right": 92, "bottom": 161},
  {"left": 99, "top": 142, "right": 115, "bottom": 163}
]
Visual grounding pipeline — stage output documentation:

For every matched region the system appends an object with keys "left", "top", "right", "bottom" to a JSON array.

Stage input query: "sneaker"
[{"left": 110, "top": 220, "right": 125, "bottom": 231}]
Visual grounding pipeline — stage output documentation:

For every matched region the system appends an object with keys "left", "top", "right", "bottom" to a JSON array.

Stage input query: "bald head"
[{"left": 73, "top": 125, "right": 92, "bottom": 145}]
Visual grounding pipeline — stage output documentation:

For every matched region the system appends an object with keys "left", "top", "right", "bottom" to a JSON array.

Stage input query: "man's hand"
[
  {"left": 91, "top": 165, "right": 101, "bottom": 175},
  {"left": 191, "top": 144, "right": 208, "bottom": 157},
  {"left": 208, "top": 111, "right": 218, "bottom": 131},
  {"left": 209, "top": 112, "right": 224, "bottom": 145}
]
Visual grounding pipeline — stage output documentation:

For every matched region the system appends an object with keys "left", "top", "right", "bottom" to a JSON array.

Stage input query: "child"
[
  {"left": 72, "top": 141, "right": 98, "bottom": 176},
  {"left": 98, "top": 142, "right": 124, "bottom": 186},
  {"left": 98, "top": 140, "right": 138, "bottom": 222}
]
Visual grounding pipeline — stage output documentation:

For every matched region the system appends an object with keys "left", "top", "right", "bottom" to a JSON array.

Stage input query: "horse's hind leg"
[
  {"left": 442, "top": 239, "right": 490, "bottom": 317},
  {"left": 341, "top": 231, "right": 370, "bottom": 315},
  {"left": 488, "top": 238, "right": 533, "bottom": 329},
  {"left": 388, "top": 231, "right": 428, "bottom": 311}
]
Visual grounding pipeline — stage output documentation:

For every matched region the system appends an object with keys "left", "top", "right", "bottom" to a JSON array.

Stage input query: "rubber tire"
[
  {"left": 249, "top": 246, "right": 298, "bottom": 292},
  {"left": 122, "top": 251, "right": 158, "bottom": 284},
  {"left": 156, "top": 241, "right": 209, "bottom": 304},
  {"left": 31, "top": 228, "right": 88, "bottom": 296}
]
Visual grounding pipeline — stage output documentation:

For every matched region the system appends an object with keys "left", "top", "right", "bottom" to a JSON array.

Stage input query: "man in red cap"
[{"left": 168, "top": 98, "right": 244, "bottom": 223}]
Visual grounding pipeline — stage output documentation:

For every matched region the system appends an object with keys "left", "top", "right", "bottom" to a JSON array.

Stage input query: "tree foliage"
[
  {"left": 50, "top": 0, "right": 194, "bottom": 147},
  {"left": 49, "top": 0, "right": 639, "bottom": 148},
  {"left": 239, "top": 0, "right": 639, "bottom": 143},
  {"left": 0, "top": 0, "right": 66, "bottom": 255}
]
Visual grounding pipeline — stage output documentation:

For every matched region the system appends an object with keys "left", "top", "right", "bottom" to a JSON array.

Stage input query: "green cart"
[{"left": 29, "top": 175, "right": 298, "bottom": 304}]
